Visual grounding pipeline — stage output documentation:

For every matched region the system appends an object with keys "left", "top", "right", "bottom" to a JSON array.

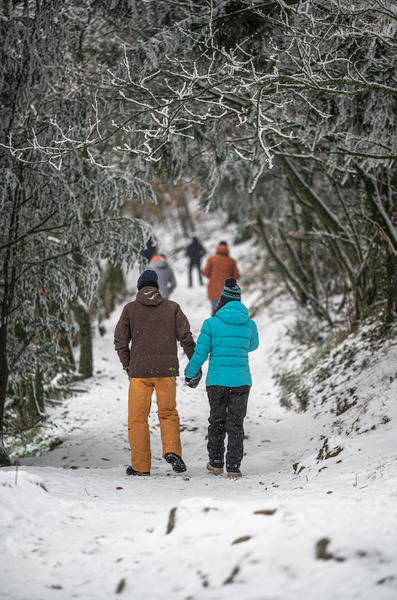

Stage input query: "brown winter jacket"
[
  {"left": 114, "top": 287, "right": 195, "bottom": 378},
  {"left": 202, "top": 245, "right": 240, "bottom": 300}
]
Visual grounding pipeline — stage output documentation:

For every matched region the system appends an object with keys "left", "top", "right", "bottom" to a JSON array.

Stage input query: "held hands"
[{"left": 185, "top": 368, "right": 202, "bottom": 389}]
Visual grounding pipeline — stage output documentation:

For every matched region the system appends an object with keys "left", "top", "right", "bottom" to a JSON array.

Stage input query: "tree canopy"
[{"left": 2, "top": 0, "right": 397, "bottom": 462}]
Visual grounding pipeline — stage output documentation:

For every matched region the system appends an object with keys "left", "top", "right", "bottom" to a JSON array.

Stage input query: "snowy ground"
[{"left": 2, "top": 214, "right": 397, "bottom": 599}]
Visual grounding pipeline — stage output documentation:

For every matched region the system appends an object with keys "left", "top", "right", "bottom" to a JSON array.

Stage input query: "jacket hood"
[
  {"left": 136, "top": 286, "right": 163, "bottom": 306},
  {"left": 216, "top": 244, "right": 229, "bottom": 256},
  {"left": 215, "top": 301, "right": 248, "bottom": 325}
]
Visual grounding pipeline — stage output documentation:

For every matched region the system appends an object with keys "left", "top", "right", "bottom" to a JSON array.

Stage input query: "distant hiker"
[
  {"left": 202, "top": 241, "right": 240, "bottom": 311},
  {"left": 140, "top": 239, "right": 157, "bottom": 263},
  {"left": 185, "top": 278, "right": 259, "bottom": 478},
  {"left": 186, "top": 236, "right": 206, "bottom": 287},
  {"left": 114, "top": 269, "right": 195, "bottom": 476},
  {"left": 149, "top": 253, "right": 177, "bottom": 299}
]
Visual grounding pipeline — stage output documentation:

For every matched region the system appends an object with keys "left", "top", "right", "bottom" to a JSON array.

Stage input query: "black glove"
[
  {"left": 124, "top": 366, "right": 130, "bottom": 378},
  {"left": 185, "top": 368, "right": 202, "bottom": 389}
]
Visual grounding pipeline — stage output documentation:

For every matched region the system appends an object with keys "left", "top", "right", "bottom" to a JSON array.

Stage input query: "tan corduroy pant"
[{"left": 128, "top": 377, "right": 182, "bottom": 473}]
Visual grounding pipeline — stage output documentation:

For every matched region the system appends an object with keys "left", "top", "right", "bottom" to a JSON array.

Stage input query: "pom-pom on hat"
[
  {"left": 220, "top": 278, "right": 241, "bottom": 302},
  {"left": 137, "top": 269, "right": 159, "bottom": 290}
]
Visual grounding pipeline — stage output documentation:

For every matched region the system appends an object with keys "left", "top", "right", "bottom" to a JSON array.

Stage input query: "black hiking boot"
[
  {"left": 164, "top": 452, "right": 187, "bottom": 473},
  {"left": 126, "top": 466, "right": 150, "bottom": 476}
]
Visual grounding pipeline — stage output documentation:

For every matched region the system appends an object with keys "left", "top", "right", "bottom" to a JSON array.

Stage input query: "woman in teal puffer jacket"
[{"left": 185, "top": 278, "right": 259, "bottom": 477}]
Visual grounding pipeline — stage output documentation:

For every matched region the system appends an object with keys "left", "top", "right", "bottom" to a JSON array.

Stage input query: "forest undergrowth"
[{"left": 275, "top": 307, "right": 397, "bottom": 441}]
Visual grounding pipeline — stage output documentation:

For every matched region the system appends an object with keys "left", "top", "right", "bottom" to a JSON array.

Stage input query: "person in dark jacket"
[
  {"left": 114, "top": 269, "right": 195, "bottom": 476},
  {"left": 186, "top": 236, "right": 206, "bottom": 287},
  {"left": 140, "top": 239, "right": 157, "bottom": 263},
  {"left": 185, "top": 278, "right": 259, "bottom": 478}
]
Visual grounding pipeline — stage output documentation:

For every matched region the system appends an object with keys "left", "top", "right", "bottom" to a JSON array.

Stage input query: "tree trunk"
[
  {"left": 386, "top": 252, "right": 397, "bottom": 323},
  {"left": 101, "top": 263, "right": 126, "bottom": 318},
  {"left": 71, "top": 301, "right": 93, "bottom": 378},
  {"left": 0, "top": 323, "right": 11, "bottom": 466},
  {"left": 15, "top": 374, "right": 44, "bottom": 429},
  {"left": 57, "top": 323, "right": 76, "bottom": 370},
  {"left": 177, "top": 197, "right": 194, "bottom": 237},
  {"left": 35, "top": 370, "right": 45, "bottom": 415},
  {"left": 359, "top": 169, "right": 397, "bottom": 255}
]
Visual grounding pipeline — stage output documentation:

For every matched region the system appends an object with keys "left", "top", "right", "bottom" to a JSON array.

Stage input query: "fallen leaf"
[
  {"left": 254, "top": 509, "right": 277, "bottom": 516},
  {"left": 166, "top": 507, "right": 177, "bottom": 534},
  {"left": 223, "top": 566, "right": 240, "bottom": 585},
  {"left": 232, "top": 535, "right": 251, "bottom": 545},
  {"left": 116, "top": 578, "right": 126, "bottom": 594}
]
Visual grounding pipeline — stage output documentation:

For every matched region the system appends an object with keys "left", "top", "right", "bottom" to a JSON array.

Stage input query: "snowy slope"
[{"left": 1, "top": 212, "right": 397, "bottom": 600}]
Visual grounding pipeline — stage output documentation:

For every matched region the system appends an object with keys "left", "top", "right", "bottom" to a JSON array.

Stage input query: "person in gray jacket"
[{"left": 149, "top": 254, "right": 177, "bottom": 299}]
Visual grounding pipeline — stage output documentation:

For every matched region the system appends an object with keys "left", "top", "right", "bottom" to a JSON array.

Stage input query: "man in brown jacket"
[{"left": 114, "top": 269, "right": 195, "bottom": 476}]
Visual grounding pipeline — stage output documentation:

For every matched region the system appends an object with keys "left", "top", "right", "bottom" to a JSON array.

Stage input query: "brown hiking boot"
[
  {"left": 207, "top": 462, "right": 224, "bottom": 475},
  {"left": 227, "top": 470, "right": 242, "bottom": 478}
]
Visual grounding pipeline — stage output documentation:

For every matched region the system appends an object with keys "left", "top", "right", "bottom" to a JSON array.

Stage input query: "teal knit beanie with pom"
[{"left": 219, "top": 278, "right": 241, "bottom": 304}]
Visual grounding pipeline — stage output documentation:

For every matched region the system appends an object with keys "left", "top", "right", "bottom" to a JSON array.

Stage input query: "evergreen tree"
[{"left": 0, "top": 0, "right": 157, "bottom": 464}]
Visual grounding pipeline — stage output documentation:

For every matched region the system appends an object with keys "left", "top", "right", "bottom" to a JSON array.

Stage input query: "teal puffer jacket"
[{"left": 185, "top": 302, "right": 259, "bottom": 387}]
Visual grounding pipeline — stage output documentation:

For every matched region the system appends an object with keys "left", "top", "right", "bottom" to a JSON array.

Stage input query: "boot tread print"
[
  {"left": 164, "top": 452, "right": 187, "bottom": 473},
  {"left": 126, "top": 466, "right": 150, "bottom": 476},
  {"left": 207, "top": 462, "right": 224, "bottom": 475}
]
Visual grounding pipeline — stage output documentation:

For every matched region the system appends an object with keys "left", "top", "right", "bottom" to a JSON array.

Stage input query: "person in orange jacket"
[{"left": 202, "top": 241, "right": 240, "bottom": 311}]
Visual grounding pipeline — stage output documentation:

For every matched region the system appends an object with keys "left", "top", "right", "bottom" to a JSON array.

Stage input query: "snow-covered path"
[{"left": 2, "top": 252, "right": 397, "bottom": 599}]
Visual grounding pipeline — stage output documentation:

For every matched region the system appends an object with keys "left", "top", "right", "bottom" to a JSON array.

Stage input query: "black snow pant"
[
  {"left": 188, "top": 260, "right": 203, "bottom": 286},
  {"left": 206, "top": 385, "right": 250, "bottom": 472}
]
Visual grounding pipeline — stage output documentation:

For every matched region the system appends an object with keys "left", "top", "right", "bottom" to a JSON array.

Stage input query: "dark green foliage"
[{"left": 98, "top": 263, "right": 127, "bottom": 319}]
